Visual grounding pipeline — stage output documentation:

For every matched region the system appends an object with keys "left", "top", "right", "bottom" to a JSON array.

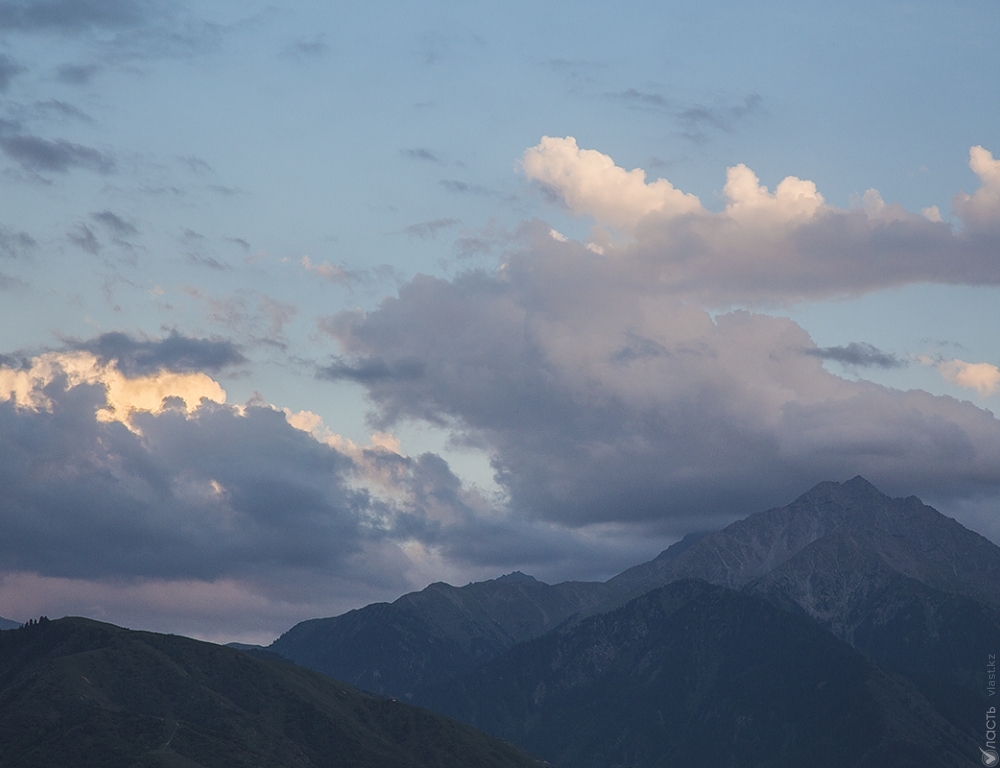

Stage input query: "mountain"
[
  {"left": 270, "top": 574, "right": 610, "bottom": 699},
  {"left": 419, "top": 580, "right": 978, "bottom": 768},
  {"left": 604, "top": 477, "right": 1000, "bottom": 733},
  {"left": 0, "top": 616, "right": 18, "bottom": 630},
  {"left": 267, "top": 477, "right": 1000, "bottom": 763},
  {"left": 0, "top": 617, "right": 543, "bottom": 768},
  {"left": 609, "top": 476, "right": 1000, "bottom": 608}
]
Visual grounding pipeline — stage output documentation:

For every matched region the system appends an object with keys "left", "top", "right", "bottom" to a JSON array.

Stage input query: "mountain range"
[
  {"left": 270, "top": 477, "right": 1000, "bottom": 767},
  {"left": 3, "top": 477, "right": 994, "bottom": 766}
]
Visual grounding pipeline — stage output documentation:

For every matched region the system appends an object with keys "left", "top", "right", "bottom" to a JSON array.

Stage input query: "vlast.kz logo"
[{"left": 987, "top": 655, "right": 997, "bottom": 765}]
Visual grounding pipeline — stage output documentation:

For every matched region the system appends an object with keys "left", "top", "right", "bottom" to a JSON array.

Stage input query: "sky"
[{"left": 0, "top": 0, "right": 999, "bottom": 643}]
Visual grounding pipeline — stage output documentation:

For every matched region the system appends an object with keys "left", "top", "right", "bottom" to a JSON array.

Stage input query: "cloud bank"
[
  {"left": 0, "top": 334, "right": 630, "bottom": 638},
  {"left": 521, "top": 137, "right": 1000, "bottom": 303},
  {"left": 318, "top": 139, "right": 1000, "bottom": 531}
]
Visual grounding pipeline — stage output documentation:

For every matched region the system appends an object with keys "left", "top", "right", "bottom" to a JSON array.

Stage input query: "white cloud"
[
  {"left": 723, "top": 164, "right": 824, "bottom": 224},
  {"left": 520, "top": 137, "right": 1000, "bottom": 303},
  {"left": 522, "top": 136, "right": 703, "bottom": 230},
  {"left": 953, "top": 145, "right": 1000, "bottom": 230},
  {"left": 929, "top": 357, "right": 1000, "bottom": 396}
]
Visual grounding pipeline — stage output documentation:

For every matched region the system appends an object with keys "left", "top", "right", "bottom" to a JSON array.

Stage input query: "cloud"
[
  {"left": 92, "top": 210, "right": 138, "bottom": 236},
  {"left": 69, "top": 330, "right": 246, "bottom": 376},
  {"left": 403, "top": 148, "right": 443, "bottom": 163},
  {"left": 318, "top": 355, "right": 425, "bottom": 385},
  {"left": 928, "top": 358, "right": 1000, "bottom": 396},
  {"left": 321, "top": 221, "right": 1000, "bottom": 531},
  {"left": 282, "top": 35, "right": 329, "bottom": 61},
  {"left": 35, "top": 99, "right": 93, "bottom": 123},
  {"left": 440, "top": 179, "right": 501, "bottom": 197},
  {"left": 953, "top": 145, "right": 1000, "bottom": 231},
  {"left": 521, "top": 137, "right": 1000, "bottom": 303},
  {"left": 677, "top": 94, "right": 762, "bottom": 142},
  {"left": 0, "top": 345, "right": 643, "bottom": 639},
  {"left": 0, "top": 350, "right": 225, "bottom": 428},
  {"left": 608, "top": 91, "right": 762, "bottom": 142},
  {"left": 0, "top": 228, "right": 35, "bottom": 259},
  {"left": 0, "top": 0, "right": 153, "bottom": 33},
  {"left": 67, "top": 222, "right": 100, "bottom": 253},
  {"left": 186, "top": 288, "right": 298, "bottom": 347},
  {"left": 403, "top": 218, "right": 459, "bottom": 238},
  {"left": 301, "top": 255, "right": 354, "bottom": 285},
  {"left": 55, "top": 63, "right": 99, "bottom": 84},
  {"left": 0, "top": 54, "right": 25, "bottom": 91},
  {"left": 0, "top": 134, "right": 114, "bottom": 173},
  {"left": 522, "top": 136, "right": 702, "bottom": 230},
  {"left": 805, "top": 342, "right": 905, "bottom": 369}
]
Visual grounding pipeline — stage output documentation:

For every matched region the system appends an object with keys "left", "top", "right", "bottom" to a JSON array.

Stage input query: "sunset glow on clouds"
[
  {"left": 0, "top": 351, "right": 226, "bottom": 428},
  {"left": 0, "top": 0, "right": 998, "bottom": 641}
]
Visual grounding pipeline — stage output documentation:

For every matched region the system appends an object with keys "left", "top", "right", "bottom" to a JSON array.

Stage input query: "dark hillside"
[
  {"left": 419, "top": 580, "right": 979, "bottom": 768},
  {"left": 0, "top": 617, "right": 542, "bottom": 768}
]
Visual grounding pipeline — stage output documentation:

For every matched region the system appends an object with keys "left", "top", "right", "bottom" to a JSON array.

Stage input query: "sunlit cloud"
[
  {"left": 0, "top": 351, "right": 225, "bottom": 429},
  {"left": 924, "top": 356, "right": 1000, "bottom": 396},
  {"left": 521, "top": 136, "right": 1000, "bottom": 303}
]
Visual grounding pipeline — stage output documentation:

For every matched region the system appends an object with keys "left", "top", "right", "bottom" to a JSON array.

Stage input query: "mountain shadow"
[{"left": 418, "top": 580, "right": 979, "bottom": 768}]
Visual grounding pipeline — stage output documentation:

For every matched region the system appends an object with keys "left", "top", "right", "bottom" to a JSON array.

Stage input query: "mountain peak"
[
  {"left": 495, "top": 571, "right": 538, "bottom": 583},
  {"left": 798, "top": 475, "right": 887, "bottom": 507}
]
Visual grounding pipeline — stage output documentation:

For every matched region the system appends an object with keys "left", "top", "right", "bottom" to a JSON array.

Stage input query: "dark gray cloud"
[
  {"left": 0, "top": 54, "right": 25, "bottom": 91},
  {"left": 677, "top": 94, "right": 762, "bottom": 142},
  {"left": 92, "top": 210, "right": 137, "bottom": 236},
  {"left": 321, "top": 230, "right": 1000, "bottom": 532},
  {"left": 608, "top": 90, "right": 762, "bottom": 143},
  {"left": 611, "top": 88, "right": 671, "bottom": 110},
  {"left": 319, "top": 356, "right": 425, "bottom": 386},
  {"left": 441, "top": 179, "right": 495, "bottom": 196},
  {"left": 0, "top": 354, "right": 630, "bottom": 605},
  {"left": 35, "top": 99, "right": 93, "bottom": 123},
  {"left": 0, "top": 227, "right": 35, "bottom": 258},
  {"left": 403, "top": 217, "right": 459, "bottom": 238},
  {"left": 805, "top": 342, "right": 905, "bottom": 369},
  {"left": 403, "top": 148, "right": 443, "bottom": 163},
  {"left": 282, "top": 35, "right": 328, "bottom": 60},
  {"left": 71, "top": 330, "right": 246, "bottom": 375},
  {"left": 0, "top": 390, "right": 363, "bottom": 581},
  {"left": 0, "top": 134, "right": 114, "bottom": 173},
  {"left": 67, "top": 222, "right": 99, "bottom": 253},
  {"left": 186, "top": 253, "right": 229, "bottom": 270},
  {"left": 55, "top": 63, "right": 99, "bottom": 84},
  {"left": 0, "top": 0, "right": 152, "bottom": 32},
  {"left": 178, "top": 154, "right": 211, "bottom": 173}
]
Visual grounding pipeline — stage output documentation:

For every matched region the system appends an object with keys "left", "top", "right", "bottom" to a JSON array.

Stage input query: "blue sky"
[{"left": 1, "top": 0, "right": 999, "bottom": 642}]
